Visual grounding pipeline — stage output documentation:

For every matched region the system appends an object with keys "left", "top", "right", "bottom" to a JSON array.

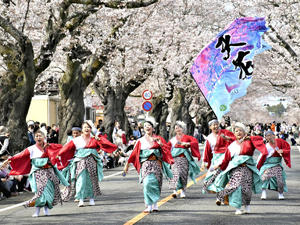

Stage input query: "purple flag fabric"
[{"left": 190, "top": 17, "right": 270, "bottom": 120}]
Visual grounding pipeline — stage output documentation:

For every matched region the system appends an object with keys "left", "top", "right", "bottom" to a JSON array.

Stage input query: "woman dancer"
[
  {"left": 260, "top": 130, "right": 291, "bottom": 200},
  {"left": 202, "top": 119, "right": 235, "bottom": 194},
  {"left": 7, "top": 130, "right": 68, "bottom": 217},
  {"left": 213, "top": 122, "right": 268, "bottom": 215},
  {"left": 60, "top": 126, "right": 82, "bottom": 202},
  {"left": 123, "top": 117, "right": 174, "bottom": 213},
  {"left": 57, "top": 121, "right": 117, "bottom": 207},
  {"left": 168, "top": 121, "right": 201, "bottom": 198}
]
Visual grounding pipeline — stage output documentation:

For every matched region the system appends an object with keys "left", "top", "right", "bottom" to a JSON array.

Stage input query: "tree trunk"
[
  {"left": 169, "top": 88, "right": 195, "bottom": 138},
  {"left": 0, "top": 40, "right": 36, "bottom": 153},
  {"left": 150, "top": 96, "right": 169, "bottom": 140},
  {"left": 102, "top": 87, "right": 129, "bottom": 142},
  {"left": 58, "top": 57, "right": 86, "bottom": 144}
]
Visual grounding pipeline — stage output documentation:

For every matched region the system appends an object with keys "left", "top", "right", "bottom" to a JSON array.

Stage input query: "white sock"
[
  {"left": 245, "top": 205, "right": 250, "bottom": 212},
  {"left": 261, "top": 189, "right": 267, "bottom": 199},
  {"left": 152, "top": 202, "right": 158, "bottom": 210},
  {"left": 32, "top": 207, "right": 40, "bottom": 217},
  {"left": 278, "top": 193, "right": 284, "bottom": 199},
  {"left": 44, "top": 206, "right": 49, "bottom": 215},
  {"left": 144, "top": 205, "right": 152, "bottom": 212},
  {"left": 235, "top": 208, "right": 242, "bottom": 215},
  {"left": 89, "top": 198, "right": 95, "bottom": 205},
  {"left": 78, "top": 199, "right": 84, "bottom": 206}
]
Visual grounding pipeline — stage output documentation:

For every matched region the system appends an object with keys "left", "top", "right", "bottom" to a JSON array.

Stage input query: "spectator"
[
  {"left": 0, "top": 126, "right": 10, "bottom": 158},
  {"left": 27, "top": 121, "right": 36, "bottom": 146},
  {"left": 132, "top": 125, "right": 141, "bottom": 139},
  {"left": 40, "top": 123, "right": 48, "bottom": 137},
  {"left": 34, "top": 121, "right": 40, "bottom": 133},
  {"left": 48, "top": 124, "right": 59, "bottom": 143},
  {"left": 0, "top": 160, "right": 18, "bottom": 197}
]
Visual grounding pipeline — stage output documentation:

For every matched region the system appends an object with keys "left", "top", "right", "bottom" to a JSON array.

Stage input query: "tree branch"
[
  {"left": 69, "top": 0, "right": 158, "bottom": 9},
  {"left": 21, "top": 0, "right": 31, "bottom": 33},
  {"left": 268, "top": 24, "right": 297, "bottom": 58},
  {"left": 268, "top": 80, "right": 294, "bottom": 94},
  {"left": 34, "top": 2, "right": 97, "bottom": 76},
  {"left": 0, "top": 16, "right": 26, "bottom": 45}
]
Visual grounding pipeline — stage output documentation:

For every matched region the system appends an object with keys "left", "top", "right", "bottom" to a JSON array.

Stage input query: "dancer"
[
  {"left": 168, "top": 121, "right": 201, "bottom": 198},
  {"left": 60, "top": 126, "right": 82, "bottom": 202},
  {"left": 260, "top": 130, "right": 291, "bottom": 200},
  {"left": 213, "top": 122, "right": 268, "bottom": 215},
  {"left": 7, "top": 130, "right": 68, "bottom": 217},
  {"left": 201, "top": 119, "right": 235, "bottom": 194},
  {"left": 57, "top": 121, "right": 117, "bottom": 207},
  {"left": 123, "top": 117, "right": 174, "bottom": 213}
]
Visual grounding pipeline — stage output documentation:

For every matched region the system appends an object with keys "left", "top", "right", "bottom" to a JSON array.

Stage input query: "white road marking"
[{"left": 0, "top": 168, "right": 134, "bottom": 213}]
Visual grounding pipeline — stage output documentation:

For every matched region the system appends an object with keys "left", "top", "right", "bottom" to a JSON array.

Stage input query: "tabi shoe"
[
  {"left": 180, "top": 190, "right": 186, "bottom": 198},
  {"left": 216, "top": 198, "right": 221, "bottom": 206},
  {"left": 44, "top": 206, "right": 50, "bottom": 216},
  {"left": 261, "top": 190, "right": 267, "bottom": 200},
  {"left": 235, "top": 208, "right": 243, "bottom": 215},
  {"left": 152, "top": 203, "right": 159, "bottom": 212},
  {"left": 143, "top": 205, "right": 152, "bottom": 213},
  {"left": 89, "top": 199, "right": 95, "bottom": 206},
  {"left": 78, "top": 199, "right": 84, "bottom": 207},
  {"left": 278, "top": 193, "right": 285, "bottom": 200},
  {"left": 171, "top": 190, "right": 177, "bottom": 198},
  {"left": 244, "top": 205, "right": 250, "bottom": 214},
  {"left": 32, "top": 207, "right": 40, "bottom": 218}
]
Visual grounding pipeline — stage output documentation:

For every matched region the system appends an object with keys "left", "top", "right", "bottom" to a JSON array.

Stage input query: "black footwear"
[{"left": 216, "top": 199, "right": 221, "bottom": 206}]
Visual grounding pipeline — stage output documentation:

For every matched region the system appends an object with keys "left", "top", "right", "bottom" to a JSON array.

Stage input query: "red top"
[
  {"left": 268, "top": 138, "right": 291, "bottom": 168},
  {"left": 98, "top": 133, "right": 108, "bottom": 139},
  {"left": 168, "top": 134, "right": 201, "bottom": 161},
  {"left": 57, "top": 136, "right": 117, "bottom": 170},
  {"left": 127, "top": 135, "right": 174, "bottom": 173},
  {"left": 204, "top": 129, "right": 235, "bottom": 168},
  {"left": 9, "top": 143, "right": 63, "bottom": 176},
  {"left": 220, "top": 136, "right": 268, "bottom": 171}
]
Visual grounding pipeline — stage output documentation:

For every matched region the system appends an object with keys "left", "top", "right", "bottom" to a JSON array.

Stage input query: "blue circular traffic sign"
[{"left": 142, "top": 101, "right": 153, "bottom": 111}]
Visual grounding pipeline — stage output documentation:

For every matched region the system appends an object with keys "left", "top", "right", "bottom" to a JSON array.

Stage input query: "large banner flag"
[{"left": 190, "top": 17, "right": 271, "bottom": 120}]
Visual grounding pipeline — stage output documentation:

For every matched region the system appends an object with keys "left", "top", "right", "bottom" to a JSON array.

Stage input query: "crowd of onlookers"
[{"left": 1, "top": 119, "right": 299, "bottom": 200}]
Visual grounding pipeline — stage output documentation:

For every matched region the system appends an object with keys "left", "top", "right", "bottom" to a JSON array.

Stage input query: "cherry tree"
[{"left": 0, "top": 0, "right": 102, "bottom": 152}]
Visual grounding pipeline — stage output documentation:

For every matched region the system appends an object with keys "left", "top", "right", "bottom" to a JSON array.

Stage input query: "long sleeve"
[
  {"left": 251, "top": 136, "right": 268, "bottom": 170},
  {"left": 58, "top": 141, "right": 76, "bottom": 169},
  {"left": 157, "top": 136, "right": 174, "bottom": 165},
  {"left": 97, "top": 137, "right": 118, "bottom": 153},
  {"left": 203, "top": 140, "right": 213, "bottom": 168},
  {"left": 276, "top": 138, "right": 291, "bottom": 168},
  {"left": 9, "top": 148, "right": 31, "bottom": 175},
  {"left": 187, "top": 135, "right": 201, "bottom": 161},
  {"left": 45, "top": 143, "right": 63, "bottom": 166},
  {"left": 127, "top": 141, "right": 141, "bottom": 173},
  {"left": 219, "top": 149, "right": 232, "bottom": 171}
]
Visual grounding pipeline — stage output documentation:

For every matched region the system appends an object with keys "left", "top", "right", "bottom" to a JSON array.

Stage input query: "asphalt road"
[{"left": 0, "top": 146, "right": 299, "bottom": 225}]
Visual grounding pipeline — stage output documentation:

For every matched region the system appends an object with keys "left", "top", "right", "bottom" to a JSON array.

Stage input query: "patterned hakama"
[
  {"left": 169, "top": 147, "right": 200, "bottom": 191},
  {"left": 261, "top": 165, "right": 284, "bottom": 193},
  {"left": 26, "top": 167, "right": 62, "bottom": 208},
  {"left": 141, "top": 160, "right": 163, "bottom": 205},
  {"left": 260, "top": 157, "right": 287, "bottom": 193},
  {"left": 214, "top": 156, "right": 262, "bottom": 209},
  {"left": 217, "top": 166, "right": 253, "bottom": 206},
  {"left": 62, "top": 152, "right": 102, "bottom": 201},
  {"left": 169, "top": 157, "right": 189, "bottom": 190},
  {"left": 202, "top": 153, "right": 224, "bottom": 193}
]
